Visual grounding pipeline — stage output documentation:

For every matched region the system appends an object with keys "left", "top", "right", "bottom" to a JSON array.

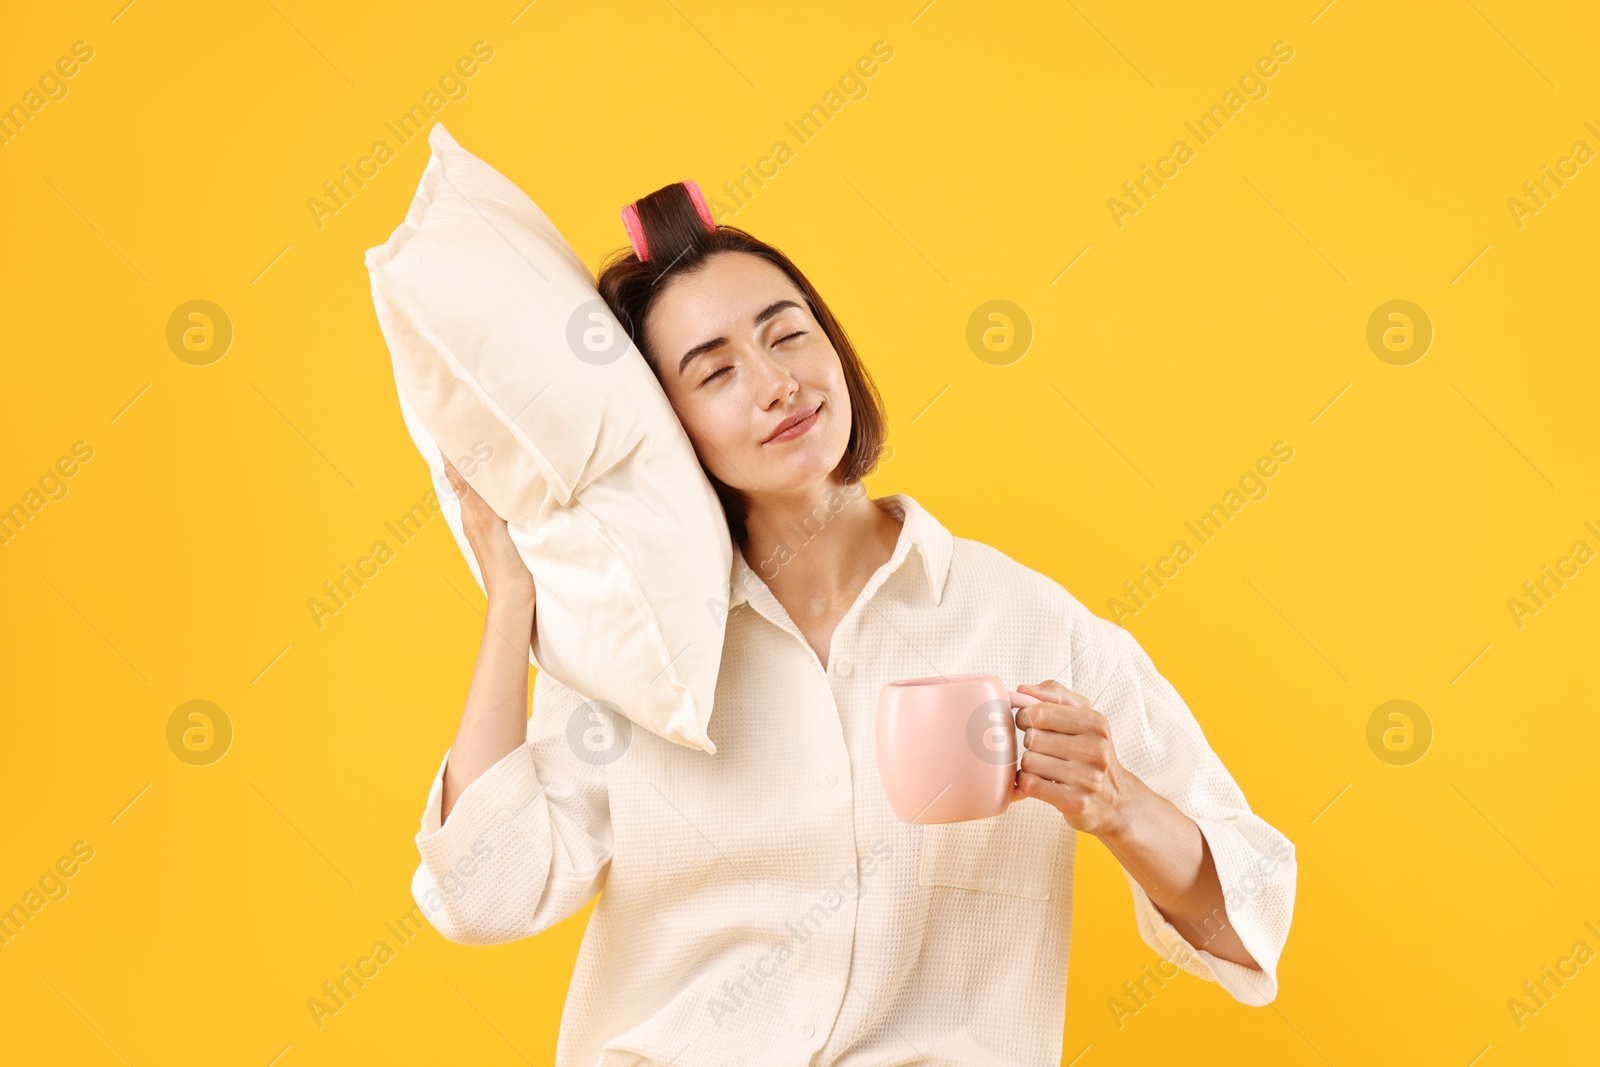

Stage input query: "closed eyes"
[{"left": 699, "top": 330, "right": 808, "bottom": 386}]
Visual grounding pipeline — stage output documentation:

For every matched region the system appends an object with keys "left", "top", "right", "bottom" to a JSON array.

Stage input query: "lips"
[{"left": 764, "top": 401, "right": 822, "bottom": 444}]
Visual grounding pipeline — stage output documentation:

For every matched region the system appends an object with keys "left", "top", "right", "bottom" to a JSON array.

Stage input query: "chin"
[{"left": 747, "top": 440, "right": 848, "bottom": 494}]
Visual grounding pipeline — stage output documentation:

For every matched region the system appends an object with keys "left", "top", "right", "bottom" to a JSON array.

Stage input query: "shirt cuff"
[
  {"left": 1123, "top": 816, "right": 1290, "bottom": 1007},
  {"left": 414, "top": 742, "right": 543, "bottom": 893}
]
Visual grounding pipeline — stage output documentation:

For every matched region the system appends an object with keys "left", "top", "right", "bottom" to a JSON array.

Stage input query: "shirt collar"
[{"left": 727, "top": 492, "right": 953, "bottom": 613}]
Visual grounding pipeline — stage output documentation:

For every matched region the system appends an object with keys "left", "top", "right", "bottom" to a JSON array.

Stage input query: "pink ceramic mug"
[{"left": 876, "top": 673, "right": 1041, "bottom": 824}]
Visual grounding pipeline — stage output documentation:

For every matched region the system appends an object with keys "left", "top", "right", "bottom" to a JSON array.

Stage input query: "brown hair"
[{"left": 595, "top": 181, "right": 887, "bottom": 545}]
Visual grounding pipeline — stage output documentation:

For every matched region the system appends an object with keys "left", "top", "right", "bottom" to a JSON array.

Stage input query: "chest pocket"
[{"left": 916, "top": 797, "right": 1062, "bottom": 901}]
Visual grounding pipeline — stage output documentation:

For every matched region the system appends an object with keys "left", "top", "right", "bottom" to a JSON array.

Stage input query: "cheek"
[
  {"left": 819, "top": 353, "right": 851, "bottom": 424},
  {"left": 680, "top": 394, "right": 754, "bottom": 479}
]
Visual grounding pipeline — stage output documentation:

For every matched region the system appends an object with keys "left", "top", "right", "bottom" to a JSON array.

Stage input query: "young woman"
[{"left": 412, "top": 181, "right": 1296, "bottom": 1067}]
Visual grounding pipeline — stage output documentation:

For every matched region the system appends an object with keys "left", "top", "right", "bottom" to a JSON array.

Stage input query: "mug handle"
[{"left": 1005, "top": 690, "right": 1041, "bottom": 805}]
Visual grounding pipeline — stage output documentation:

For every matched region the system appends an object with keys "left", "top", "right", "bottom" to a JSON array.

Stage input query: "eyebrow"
[{"left": 677, "top": 300, "right": 805, "bottom": 377}]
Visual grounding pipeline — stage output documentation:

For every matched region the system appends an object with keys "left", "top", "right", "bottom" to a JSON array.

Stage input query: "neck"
[{"left": 739, "top": 484, "right": 901, "bottom": 612}]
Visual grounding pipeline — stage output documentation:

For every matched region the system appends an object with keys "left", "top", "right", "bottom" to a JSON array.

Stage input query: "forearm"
[
  {"left": 439, "top": 593, "right": 537, "bottom": 825},
  {"left": 1096, "top": 774, "right": 1261, "bottom": 970}
]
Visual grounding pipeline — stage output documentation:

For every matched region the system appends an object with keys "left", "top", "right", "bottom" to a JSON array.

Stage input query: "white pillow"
[{"left": 365, "top": 122, "right": 731, "bottom": 756}]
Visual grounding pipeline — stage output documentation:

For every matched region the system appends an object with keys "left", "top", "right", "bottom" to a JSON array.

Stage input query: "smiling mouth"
[{"left": 764, "top": 402, "right": 822, "bottom": 444}]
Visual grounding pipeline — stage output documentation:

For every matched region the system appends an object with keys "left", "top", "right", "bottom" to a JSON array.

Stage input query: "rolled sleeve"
[
  {"left": 1089, "top": 620, "right": 1297, "bottom": 1006},
  {"left": 411, "top": 671, "right": 614, "bottom": 946}
]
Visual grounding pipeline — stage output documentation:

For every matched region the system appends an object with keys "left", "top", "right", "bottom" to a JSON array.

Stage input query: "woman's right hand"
[
  {"left": 438, "top": 449, "right": 538, "bottom": 826},
  {"left": 441, "top": 451, "right": 537, "bottom": 608}
]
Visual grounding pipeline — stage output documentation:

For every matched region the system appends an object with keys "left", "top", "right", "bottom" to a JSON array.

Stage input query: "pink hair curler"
[{"left": 620, "top": 179, "right": 717, "bottom": 262}]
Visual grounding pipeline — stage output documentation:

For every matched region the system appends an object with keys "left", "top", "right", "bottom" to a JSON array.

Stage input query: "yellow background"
[{"left": 3, "top": 0, "right": 1597, "bottom": 1063}]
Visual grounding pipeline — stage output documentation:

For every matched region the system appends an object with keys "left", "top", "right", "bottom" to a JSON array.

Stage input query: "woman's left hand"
[{"left": 1011, "top": 679, "right": 1134, "bottom": 836}]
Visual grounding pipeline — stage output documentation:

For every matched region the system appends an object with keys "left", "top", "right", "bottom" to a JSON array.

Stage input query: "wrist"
[
  {"left": 487, "top": 590, "right": 536, "bottom": 623},
  {"left": 1092, "top": 769, "right": 1153, "bottom": 845}
]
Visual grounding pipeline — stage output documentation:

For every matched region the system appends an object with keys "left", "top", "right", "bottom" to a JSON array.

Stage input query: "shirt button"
[
  {"left": 800, "top": 1024, "right": 815, "bottom": 1039},
  {"left": 834, "top": 656, "right": 853, "bottom": 677},
  {"left": 818, "top": 772, "right": 837, "bottom": 789}
]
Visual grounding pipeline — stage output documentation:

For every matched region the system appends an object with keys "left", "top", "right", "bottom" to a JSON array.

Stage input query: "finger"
[
  {"left": 1015, "top": 701, "right": 1110, "bottom": 739},
  {"left": 1018, "top": 770, "right": 1086, "bottom": 818},
  {"left": 1008, "top": 775, "right": 1027, "bottom": 805},
  {"left": 1021, "top": 728, "right": 1109, "bottom": 764},
  {"left": 1018, "top": 680, "right": 1089, "bottom": 708},
  {"left": 1019, "top": 749, "right": 1101, "bottom": 790}
]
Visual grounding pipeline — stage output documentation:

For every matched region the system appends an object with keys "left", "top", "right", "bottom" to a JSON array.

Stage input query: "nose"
[{"left": 751, "top": 344, "right": 799, "bottom": 409}]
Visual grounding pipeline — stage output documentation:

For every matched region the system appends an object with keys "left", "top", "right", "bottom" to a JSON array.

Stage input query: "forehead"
[{"left": 648, "top": 252, "right": 804, "bottom": 343}]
